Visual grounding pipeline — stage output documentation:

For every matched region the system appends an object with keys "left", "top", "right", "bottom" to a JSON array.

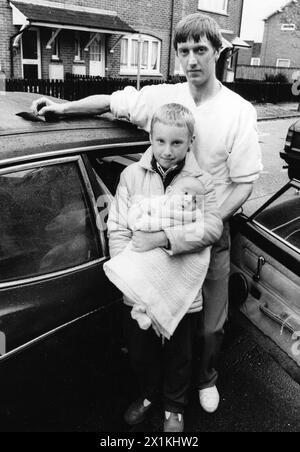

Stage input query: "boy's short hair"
[
  {"left": 173, "top": 13, "right": 223, "bottom": 52},
  {"left": 150, "top": 103, "right": 195, "bottom": 138}
]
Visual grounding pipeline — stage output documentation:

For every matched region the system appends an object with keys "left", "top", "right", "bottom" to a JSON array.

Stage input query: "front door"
[
  {"left": 89, "top": 34, "right": 105, "bottom": 77},
  {"left": 21, "top": 28, "right": 41, "bottom": 79}
]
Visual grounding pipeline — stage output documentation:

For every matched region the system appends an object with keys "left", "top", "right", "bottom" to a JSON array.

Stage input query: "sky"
[{"left": 241, "top": 0, "right": 291, "bottom": 42}]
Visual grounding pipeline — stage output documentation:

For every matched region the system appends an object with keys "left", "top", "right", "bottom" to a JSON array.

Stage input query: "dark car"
[{"left": 229, "top": 119, "right": 300, "bottom": 372}]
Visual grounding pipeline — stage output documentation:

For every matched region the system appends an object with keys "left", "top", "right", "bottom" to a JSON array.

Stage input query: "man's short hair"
[
  {"left": 150, "top": 103, "right": 195, "bottom": 138},
  {"left": 173, "top": 13, "right": 223, "bottom": 52}
]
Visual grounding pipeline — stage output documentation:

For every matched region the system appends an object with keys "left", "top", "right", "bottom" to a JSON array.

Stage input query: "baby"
[{"left": 127, "top": 176, "right": 205, "bottom": 331}]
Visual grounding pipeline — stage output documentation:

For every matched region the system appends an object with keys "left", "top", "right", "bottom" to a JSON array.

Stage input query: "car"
[
  {"left": 0, "top": 92, "right": 299, "bottom": 430},
  {"left": 229, "top": 118, "right": 300, "bottom": 374},
  {"left": 0, "top": 92, "right": 150, "bottom": 431}
]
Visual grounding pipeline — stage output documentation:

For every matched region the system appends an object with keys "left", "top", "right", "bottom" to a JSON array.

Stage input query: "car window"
[
  {"left": 90, "top": 154, "right": 142, "bottom": 248},
  {"left": 253, "top": 185, "right": 300, "bottom": 250},
  {"left": 0, "top": 161, "right": 101, "bottom": 283}
]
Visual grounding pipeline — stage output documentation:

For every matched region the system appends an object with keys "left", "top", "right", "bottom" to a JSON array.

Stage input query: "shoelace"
[{"left": 165, "top": 411, "right": 182, "bottom": 422}]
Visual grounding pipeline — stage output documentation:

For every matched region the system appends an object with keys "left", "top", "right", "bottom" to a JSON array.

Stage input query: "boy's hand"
[{"left": 132, "top": 231, "right": 168, "bottom": 252}]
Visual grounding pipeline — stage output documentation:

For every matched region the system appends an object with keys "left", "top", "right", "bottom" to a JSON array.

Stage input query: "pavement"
[{"left": 254, "top": 101, "right": 300, "bottom": 121}]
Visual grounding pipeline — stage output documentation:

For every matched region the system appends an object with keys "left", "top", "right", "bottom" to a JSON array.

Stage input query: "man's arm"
[
  {"left": 31, "top": 95, "right": 111, "bottom": 118},
  {"left": 219, "top": 182, "right": 253, "bottom": 223}
]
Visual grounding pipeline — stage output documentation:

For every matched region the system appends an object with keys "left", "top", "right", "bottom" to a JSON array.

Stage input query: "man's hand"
[
  {"left": 132, "top": 231, "right": 168, "bottom": 252},
  {"left": 31, "top": 97, "right": 65, "bottom": 118}
]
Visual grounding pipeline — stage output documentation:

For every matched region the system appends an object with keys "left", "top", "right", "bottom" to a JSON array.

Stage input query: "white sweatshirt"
[{"left": 110, "top": 82, "right": 263, "bottom": 207}]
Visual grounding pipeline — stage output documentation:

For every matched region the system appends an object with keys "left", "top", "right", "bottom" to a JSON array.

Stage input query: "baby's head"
[
  {"left": 150, "top": 103, "right": 195, "bottom": 170},
  {"left": 166, "top": 177, "right": 204, "bottom": 210}
]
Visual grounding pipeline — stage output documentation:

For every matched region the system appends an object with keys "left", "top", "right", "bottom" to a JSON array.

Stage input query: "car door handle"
[{"left": 253, "top": 256, "right": 265, "bottom": 282}]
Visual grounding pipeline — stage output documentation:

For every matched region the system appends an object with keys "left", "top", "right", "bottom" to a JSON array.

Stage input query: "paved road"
[{"left": 127, "top": 322, "right": 300, "bottom": 433}]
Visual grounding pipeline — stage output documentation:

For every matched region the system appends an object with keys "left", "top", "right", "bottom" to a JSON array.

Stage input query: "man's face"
[
  {"left": 151, "top": 122, "right": 193, "bottom": 170},
  {"left": 177, "top": 37, "right": 219, "bottom": 87}
]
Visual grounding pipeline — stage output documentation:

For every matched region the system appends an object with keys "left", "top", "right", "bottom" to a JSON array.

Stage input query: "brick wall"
[
  {"left": 0, "top": 0, "right": 19, "bottom": 77},
  {"left": 260, "top": 2, "right": 300, "bottom": 67}
]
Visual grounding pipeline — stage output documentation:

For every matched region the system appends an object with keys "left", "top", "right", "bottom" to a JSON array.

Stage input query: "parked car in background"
[{"left": 0, "top": 93, "right": 299, "bottom": 431}]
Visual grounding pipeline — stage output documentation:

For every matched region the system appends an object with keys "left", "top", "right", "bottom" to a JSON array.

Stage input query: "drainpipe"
[
  {"left": 235, "top": 0, "right": 244, "bottom": 81},
  {"left": 167, "top": 0, "right": 175, "bottom": 78},
  {"left": 9, "top": 23, "right": 31, "bottom": 78},
  {"left": 238, "top": 0, "right": 244, "bottom": 37},
  {"left": 136, "top": 33, "right": 142, "bottom": 91}
]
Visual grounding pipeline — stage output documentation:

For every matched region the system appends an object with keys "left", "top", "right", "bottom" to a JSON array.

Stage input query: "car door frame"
[{"left": 0, "top": 154, "right": 115, "bottom": 361}]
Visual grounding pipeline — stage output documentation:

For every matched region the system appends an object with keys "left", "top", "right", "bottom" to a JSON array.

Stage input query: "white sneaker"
[{"left": 199, "top": 386, "right": 220, "bottom": 413}]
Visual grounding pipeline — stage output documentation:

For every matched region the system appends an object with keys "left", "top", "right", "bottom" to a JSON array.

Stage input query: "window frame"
[
  {"left": 0, "top": 155, "right": 106, "bottom": 289},
  {"left": 198, "top": 0, "right": 228, "bottom": 15},
  {"left": 21, "top": 27, "right": 42, "bottom": 79},
  {"left": 120, "top": 34, "right": 161, "bottom": 76},
  {"left": 251, "top": 179, "right": 300, "bottom": 255},
  {"left": 281, "top": 23, "right": 296, "bottom": 31},
  {"left": 276, "top": 58, "right": 291, "bottom": 68},
  {"left": 51, "top": 34, "right": 60, "bottom": 61},
  {"left": 251, "top": 57, "right": 261, "bottom": 66},
  {"left": 74, "top": 31, "right": 84, "bottom": 63}
]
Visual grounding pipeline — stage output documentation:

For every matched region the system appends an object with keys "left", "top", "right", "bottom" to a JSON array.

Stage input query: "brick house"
[
  {"left": 260, "top": 0, "right": 300, "bottom": 69},
  {"left": 237, "top": 41, "right": 262, "bottom": 66},
  {"left": 0, "top": 0, "right": 247, "bottom": 80}
]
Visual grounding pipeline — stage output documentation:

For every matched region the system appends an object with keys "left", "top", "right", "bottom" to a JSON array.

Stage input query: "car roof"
[{"left": 0, "top": 92, "right": 149, "bottom": 166}]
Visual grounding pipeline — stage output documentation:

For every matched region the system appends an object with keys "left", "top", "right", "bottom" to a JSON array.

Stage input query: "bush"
[{"left": 264, "top": 73, "right": 289, "bottom": 83}]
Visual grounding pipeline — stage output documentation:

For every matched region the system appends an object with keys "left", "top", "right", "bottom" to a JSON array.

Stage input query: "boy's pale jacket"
[{"left": 108, "top": 147, "right": 223, "bottom": 258}]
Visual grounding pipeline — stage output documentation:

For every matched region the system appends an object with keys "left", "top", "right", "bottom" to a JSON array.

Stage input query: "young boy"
[{"left": 107, "top": 103, "right": 223, "bottom": 432}]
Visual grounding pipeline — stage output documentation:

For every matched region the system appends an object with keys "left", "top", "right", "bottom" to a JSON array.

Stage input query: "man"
[{"left": 32, "top": 13, "right": 262, "bottom": 416}]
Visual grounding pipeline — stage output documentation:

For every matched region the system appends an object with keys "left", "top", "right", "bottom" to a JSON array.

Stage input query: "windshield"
[{"left": 252, "top": 180, "right": 300, "bottom": 252}]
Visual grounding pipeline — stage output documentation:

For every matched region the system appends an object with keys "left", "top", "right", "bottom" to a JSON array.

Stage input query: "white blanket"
[{"left": 104, "top": 243, "right": 210, "bottom": 339}]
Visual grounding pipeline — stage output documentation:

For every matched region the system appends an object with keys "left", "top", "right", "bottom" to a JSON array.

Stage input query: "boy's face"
[
  {"left": 176, "top": 37, "right": 220, "bottom": 88},
  {"left": 151, "top": 122, "right": 194, "bottom": 170}
]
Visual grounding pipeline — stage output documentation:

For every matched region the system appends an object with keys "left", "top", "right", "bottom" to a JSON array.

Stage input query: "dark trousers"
[
  {"left": 196, "top": 223, "right": 230, "bottom": 389},
  {"left": 123, "top": 305, "right": 200, "bottom": 414}
]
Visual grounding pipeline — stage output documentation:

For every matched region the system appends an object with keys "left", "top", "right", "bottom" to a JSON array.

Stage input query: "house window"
[
  {"left": 276, "top": 59, "right": 291, "bottom": 68},
  {"left": 74, "top": 31, "right": 83, "bottom": 62},
  {"left": 90, "top": 36, "right": 102, "bottom": 62},
  {"left": 251, "top": 58, "right": 261, "bottom": 66},
  {"left": 120, "top": 34, "right": 161, "bottom": 75},
  {"left": 51, "top": 36, "right": 60, "bottom": 61},
  {"left": 281, "top": 24, "right": 296, "bottom": 31},
  {"left": 198, "top": 0, "right": 228, "bottom": 14},
  {"left": 227, "top": 53, "right": 234, "bottom": 69}
]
